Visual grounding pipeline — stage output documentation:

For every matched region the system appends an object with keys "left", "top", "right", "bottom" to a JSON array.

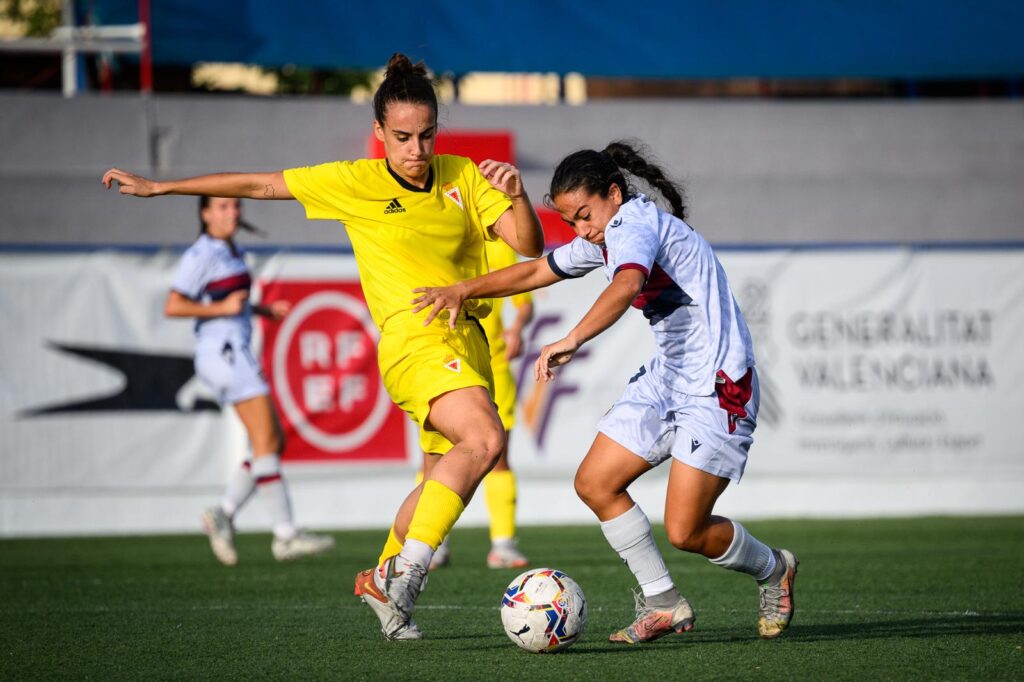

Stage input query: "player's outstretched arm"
[
  {"left": 412, "top": 257, "right": 559, "bottom": 328},
  {"left": 101, "top": 169, "right": 294, "bottom": 200},
  {"left": 481, "top": 159, "right": 544, "bottom": 259},
  {"left": 253, "top": 300, "right": 291, "bottom": 321},
  {"left": 164, "top": 289, "right": 249, "bottom": 319},
  {"left": 534, "top": 268, "right": 644, "bottom": 382}
]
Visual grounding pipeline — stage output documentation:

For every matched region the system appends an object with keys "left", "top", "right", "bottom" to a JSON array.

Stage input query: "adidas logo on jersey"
[{"left": 384, "top": 198, "right": 406, "bottom": 214}]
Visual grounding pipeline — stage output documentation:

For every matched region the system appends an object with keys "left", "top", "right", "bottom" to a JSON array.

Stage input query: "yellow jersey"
[{"left": 283, "top": 155, "right": 511, "bottom": 329}]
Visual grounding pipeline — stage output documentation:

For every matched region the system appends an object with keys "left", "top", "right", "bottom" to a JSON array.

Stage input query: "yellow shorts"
[
  {"left": 490, "top": 344, "right": 517, "bottom": 431},
  {"left": 480, "top": 307, "right": 516, "bottom": 431},
  {"left": 378, "top": 312, "right": 495, "bottom": 455}
]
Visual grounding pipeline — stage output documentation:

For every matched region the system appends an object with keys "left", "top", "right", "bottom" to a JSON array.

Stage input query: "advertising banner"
[{"left": 1, "top": 246, "right": 1021, "bottom": 535}]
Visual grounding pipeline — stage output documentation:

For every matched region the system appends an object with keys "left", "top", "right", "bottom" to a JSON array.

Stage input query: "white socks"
[
  {"left": 600, "top": 504, "right": 675, "bottom": 597},
  {"left": 400, "top": 538, "right": 435, "bottom": 568},
  {"left": 250, "top": 454, "right": 296, "bottom": 541},
  {"left": 219, "top": 459, "right": 256, "bottom": 518},
  {"left": 709, "top": 520, "right": 777, "bottom": 581}
]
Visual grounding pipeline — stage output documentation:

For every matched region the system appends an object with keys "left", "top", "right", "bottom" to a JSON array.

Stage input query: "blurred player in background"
[
  {"left": 426, "top": 237, "right": 534, "bottom": 571},
  {"left": 413, "top": 140, "right": 798, "bottom": 642},
  {"left": 102, "top": 53, "right": 544, "bottom": 641},
  {"left": 167, "top": 197, "right": 335, "bottom": 565}
]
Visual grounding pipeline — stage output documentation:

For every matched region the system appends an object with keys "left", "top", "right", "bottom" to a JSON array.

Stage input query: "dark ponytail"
[
  {"left": 198, "top": 197, "right": 262, "bottom": 257},
  {"left": 198, "top": 196, "right": 211, "bottom": 235},
  {"left": 372, "top": 52, "right": 438, "bottom": 125},
  {"left": 546, "top": 139, "right": 687, "bottom": 220}
]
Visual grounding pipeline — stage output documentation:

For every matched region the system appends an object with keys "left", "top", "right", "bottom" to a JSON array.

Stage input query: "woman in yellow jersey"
[
  {"left": 427, "top": 237, "right": 534, "bottom": 571},
  {"left": 101, "top": 53, "right": 544, "bottom": 641}
]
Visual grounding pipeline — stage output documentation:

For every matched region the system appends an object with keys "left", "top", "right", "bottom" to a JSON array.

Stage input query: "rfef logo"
[{"left": 260, "top": 280, "right": 406, "bottom": 462}]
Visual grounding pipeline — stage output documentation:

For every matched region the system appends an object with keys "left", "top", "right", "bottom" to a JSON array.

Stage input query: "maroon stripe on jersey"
[
  {"left": 631, "top": 263, "right": 692, "bottom": 323},
  {"left": 633, "top": 264, "right": 674, "bottom": 308},
  {"left": 614, "top": 263, "right": 650, "bottom": 280},
  {"left": 206, "top": 273, "right": 251, "bottom": 293},
  {"left": 716, "top": 368, "right": 753, "bottom": 434},
  {"left": 255, "top": 473, "right": 282, "bottom": 486}
]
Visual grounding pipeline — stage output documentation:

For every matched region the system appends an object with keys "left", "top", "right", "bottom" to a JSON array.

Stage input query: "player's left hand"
[
  {"left": 504, "top": 329, "right": 524, "bottom": 360},
  {"left": 534, "top": 336, "right": 580, "bottom": 382},
  {"left": 479, "top": 159, "right": 525, "bottom": 199},
  {"left": 266, "top": 300, "right": 291, "bottom": 320},
  {"left": 412, "top": 284, "right": 466, "bottom": 329}
]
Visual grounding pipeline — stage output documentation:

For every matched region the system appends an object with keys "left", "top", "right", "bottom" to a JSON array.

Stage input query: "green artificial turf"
[{"left": 2, "top": 517, "right": 1022, "bottom": 680}]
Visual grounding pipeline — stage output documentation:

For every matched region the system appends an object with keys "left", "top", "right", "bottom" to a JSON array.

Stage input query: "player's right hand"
[
  {"left": 534, "top": 335, "right": 580, "bottom": 382},
  {"left": 411, "top": 285, "right": 465, "bottom": 329},
  {"left": 101, "top": 168, "right": 159, "bottom": 197},
  {"left": 220, "top": 290, "right": 250, "bottom": 316}
]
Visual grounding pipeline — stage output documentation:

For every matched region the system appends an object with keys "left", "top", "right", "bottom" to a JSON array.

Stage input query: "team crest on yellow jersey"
[
  {"left": 443, "top": 183, "right": 464, "bottom": 210},
  {"left": 442, "top": 355, "right": 462, "bottom": 373}
]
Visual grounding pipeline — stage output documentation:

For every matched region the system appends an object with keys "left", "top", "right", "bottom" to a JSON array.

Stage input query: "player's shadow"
[
  {"left": 635, "top": 612, "right": 1024, "bottom": 646},
  {"left": 439, "top": 613, "right": 1024, "bottom": 651},
  {"left": 773, "top": 613, "right": 1024, "bottom": 643}
]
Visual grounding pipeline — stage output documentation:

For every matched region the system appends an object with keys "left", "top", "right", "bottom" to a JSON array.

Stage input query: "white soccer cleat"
[
  {"left": 758, "top": 548, "right": 799, "bottom": 639},
  {"left": 272, "top": 531, "right": 335, "bottom": 561},
  {"left": 486, "top": 539, "right": 529, "bottom": 569},
  {"left": 200, "top": 507, "right": 238, "bottom": 567},
  {"left": 354, "top": 554, "right": 428, "bottom": 640}
]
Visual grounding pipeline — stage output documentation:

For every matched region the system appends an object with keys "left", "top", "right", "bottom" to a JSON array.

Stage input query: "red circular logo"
[{"left": 272, "top": 291, "right": 392, "bottom": 452}]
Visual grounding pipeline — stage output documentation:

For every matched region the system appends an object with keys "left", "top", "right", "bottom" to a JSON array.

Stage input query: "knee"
[
  {"left": 469, "top": 424, "right": 506, "bottom": 469},
  {"left": 665, "top": 524, "right": 707, "bottom": 553},
  {"left": 574, "top": 469, "right": 606, "bottom": 511}
]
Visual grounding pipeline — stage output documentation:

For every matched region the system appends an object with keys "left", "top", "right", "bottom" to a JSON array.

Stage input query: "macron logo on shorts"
[
  {"left": 443, "top": 356, "right": 461, "bottom": 373},
  {"left": 384, "top": 198, "right": 406, "bottom": 214}
]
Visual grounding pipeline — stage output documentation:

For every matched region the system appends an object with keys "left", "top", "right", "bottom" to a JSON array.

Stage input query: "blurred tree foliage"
[
  {"left": 1, "top": 0, "right": 62, "bottom": 36},
  {"left": 271, "top": 65, "right": 372, "bottom": 96}
]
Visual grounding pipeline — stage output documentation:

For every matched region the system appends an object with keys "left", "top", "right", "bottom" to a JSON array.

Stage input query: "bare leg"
[
  {"left": 233, "top": 394, "right": 283, "bottom": 457},
  {"left": 574, "top": 433, "right": 653, "bottom": 521},
  {"left": 662, "top": 459, "right": 733, "bottom": 558}
]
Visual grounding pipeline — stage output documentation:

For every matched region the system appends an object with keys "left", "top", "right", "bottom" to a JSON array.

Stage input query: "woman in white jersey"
[
  {"left": 169, "top": 196, "right": 334, "bottom": 565},
  {"left": 413, "top": 141, "right": 798, "bottom": 643}
]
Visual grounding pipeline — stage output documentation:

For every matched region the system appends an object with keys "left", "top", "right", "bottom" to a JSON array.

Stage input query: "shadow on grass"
[
  {"left": 450, "top": 612, "right": 1024, "bottom": 653},
  {"left": 780, "top": 613, "right": 1024, "bottom": 643}
]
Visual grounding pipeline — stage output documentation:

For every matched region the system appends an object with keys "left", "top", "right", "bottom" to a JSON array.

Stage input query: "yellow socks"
[
  {"left": 377, "top": 526, "right": 405, "bottom": 566},
  {"left": 376, "top": 469, "right": 428, "bottom": 565},
  {"left": 484, "top": 469, "right": 517, "bottom": 542},
  {"left": 406, "top": 480, "right": 465, "bottom": 550}
]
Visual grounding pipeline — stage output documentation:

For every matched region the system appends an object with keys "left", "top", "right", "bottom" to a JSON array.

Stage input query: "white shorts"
[
  {"left": 194, "top": 336, "right": 269, "bottom": 406},
  {"left": 596, "top": 361, "right": 759, "bottom": 482}
]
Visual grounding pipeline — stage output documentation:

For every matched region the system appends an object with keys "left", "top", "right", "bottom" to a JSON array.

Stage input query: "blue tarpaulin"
[{"left": 78, "top": 1, "right": 1024, "bottom": 78}]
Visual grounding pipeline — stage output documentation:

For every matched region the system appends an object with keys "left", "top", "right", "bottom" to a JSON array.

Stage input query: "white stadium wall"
[{"left": 1, "top": 246, "right": 1021, "bottom": 536}]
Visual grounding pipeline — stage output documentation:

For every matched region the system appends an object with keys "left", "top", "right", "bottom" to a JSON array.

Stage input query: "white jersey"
[
  {"left": 547, "top": 194, "right": 754, "bottom": 396},
  {"left": 171, "top": 234, "right": 253, "bottom": 347}
]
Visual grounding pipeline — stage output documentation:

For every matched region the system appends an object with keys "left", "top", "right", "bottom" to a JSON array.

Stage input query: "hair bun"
[{"left": 385, "top": 52, "right": 428, "bottom": 80}]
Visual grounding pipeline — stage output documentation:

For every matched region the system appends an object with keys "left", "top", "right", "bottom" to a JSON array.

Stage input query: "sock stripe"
[{"left": 255, "top": 474, "right": 282, "bottom": 485}]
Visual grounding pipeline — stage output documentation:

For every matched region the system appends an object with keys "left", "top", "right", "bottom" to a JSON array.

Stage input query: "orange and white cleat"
[
  {"left": 609, "top": 588, "right": 696, "bottom": 644},
  {"left": 486, "top": 539, "right": 529, "bottom": 569},
  {"left": 354, "top": 555, "right": 427, "bottom": 641}
]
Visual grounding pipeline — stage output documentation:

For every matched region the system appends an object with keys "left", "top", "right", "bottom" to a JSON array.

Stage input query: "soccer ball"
[{"left": 500, "top": 567, "right": 587, "bottom": 653}]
